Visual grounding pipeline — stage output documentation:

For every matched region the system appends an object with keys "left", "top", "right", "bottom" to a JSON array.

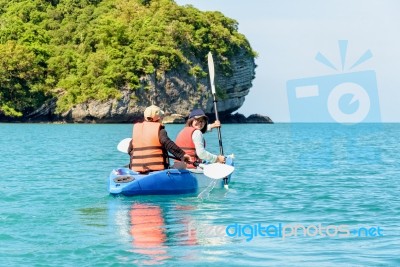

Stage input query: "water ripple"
[{"left": 1, "top": 123, "right": 399, "bottom": 266}]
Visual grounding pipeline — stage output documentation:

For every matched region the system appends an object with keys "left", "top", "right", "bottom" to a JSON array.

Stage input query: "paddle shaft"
[
  {"left": 212, "top": 89, "right": 227, "bottom": 186},
  {"left": 168, "top": 155, "right": 199, "bottom": 167},
  {"left": 212, "top": 94, "right": 224, "bottom": 156},
  {"left": 208, "top": 52, "right": 227, "bottom": 185}
]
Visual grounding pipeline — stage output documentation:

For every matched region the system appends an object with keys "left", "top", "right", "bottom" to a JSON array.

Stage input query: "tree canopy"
[{"left": 0, "top": 0, "right": 255, "bottom": 117}]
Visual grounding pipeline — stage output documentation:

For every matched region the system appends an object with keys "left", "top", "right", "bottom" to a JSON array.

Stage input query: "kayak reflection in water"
[
  {"left": 130, "top": 203, "right": 170, "bottom": 263},
  {"left": 129, "top": 202, "right": 200, "bottom": 264}
]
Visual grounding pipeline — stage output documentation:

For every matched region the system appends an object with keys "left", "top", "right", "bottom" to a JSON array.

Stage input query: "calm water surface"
[{"left": 1, "top": 123, "right": 399, "bottom": 266}]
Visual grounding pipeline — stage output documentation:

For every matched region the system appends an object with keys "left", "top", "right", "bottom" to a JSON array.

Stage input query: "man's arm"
[
  {"left": 159, "top": 129, "right": 186, "bottom": 160},
  {"left": 127, "top": 140, "right": 133, "bottom": 155}
]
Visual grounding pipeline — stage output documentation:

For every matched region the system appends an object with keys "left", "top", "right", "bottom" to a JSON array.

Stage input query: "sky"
[{"left": 175, "top": 0, "right": 400, "bottom": 122}]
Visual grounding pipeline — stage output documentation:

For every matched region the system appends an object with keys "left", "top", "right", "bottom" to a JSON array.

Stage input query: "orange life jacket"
[
  {"left": 130, "top": 121, "right": 166, "bottom": 172},
  {"left": 175, "top": 126, "right": 203, "bottom": 168}
]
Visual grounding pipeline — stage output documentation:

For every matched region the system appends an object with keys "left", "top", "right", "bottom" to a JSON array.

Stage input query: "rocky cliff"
[{"left": 27, "top": 49, "right": 259, "bottom": 123}]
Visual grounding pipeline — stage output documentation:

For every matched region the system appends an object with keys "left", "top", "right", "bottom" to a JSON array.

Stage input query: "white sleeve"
[{"left": 192, "top": 130, "right": 217, "bottom": 163}]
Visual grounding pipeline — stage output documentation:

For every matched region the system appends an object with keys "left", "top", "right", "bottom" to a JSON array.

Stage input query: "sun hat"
[
  {"left": 189, "top": 108, "right": 208, "bottom": 120},
  {"left": 144, "top": 105, "right": 164, "bottom": 121}
]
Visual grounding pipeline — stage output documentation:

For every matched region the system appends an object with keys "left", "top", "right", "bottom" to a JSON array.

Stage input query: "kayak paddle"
[
  {"left": 200, "top": 162, "right": 234, "bottom": 180},
  {"left": 208, "top": 52, "right": 229, "bottom": 188},
  {"left": 117, "top": 137, "right": 132, "bottom": 153},
  {"left": 116, "top": 138, "right": 234, "bottom": 179}
]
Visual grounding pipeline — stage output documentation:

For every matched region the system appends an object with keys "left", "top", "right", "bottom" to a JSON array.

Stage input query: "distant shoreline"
[{"left": 0, "top": 112, "right": 274, "bottom": 124}]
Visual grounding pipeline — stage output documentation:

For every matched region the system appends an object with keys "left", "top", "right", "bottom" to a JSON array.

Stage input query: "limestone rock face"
[
  {"left": 218, "top": 113, "right": 273, "bottom": 124},
  {"left": 162, "top": 114, "right": 186, "bottom": 124},
  {"left": 27, "top": 49, "right": 256, "bottom": 123},
  {"left": 245, "top": 114, "right": 274, "bottom": 123}
]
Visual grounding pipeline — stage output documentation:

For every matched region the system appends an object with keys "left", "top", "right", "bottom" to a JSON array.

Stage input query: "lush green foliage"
[{"left": 0, "top": 0, "right": 255, "bottom": 117}]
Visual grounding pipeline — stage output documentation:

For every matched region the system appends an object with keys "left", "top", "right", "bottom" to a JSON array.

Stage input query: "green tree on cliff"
[{"left": 0, "top": 0, "right": 255, "bottom": 118}]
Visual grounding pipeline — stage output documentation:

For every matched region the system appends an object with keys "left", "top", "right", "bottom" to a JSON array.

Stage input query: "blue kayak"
[{"left": 108, "top": 157, "right": 234, "bottom": 196}]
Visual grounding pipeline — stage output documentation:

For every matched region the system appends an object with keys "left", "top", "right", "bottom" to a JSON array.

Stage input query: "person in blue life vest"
[
  {"left": 128, "top": 105, "right": 191, "bottom": 173},
  {"left": 175, "top": 108, "right": 225, "bottom": 169}
]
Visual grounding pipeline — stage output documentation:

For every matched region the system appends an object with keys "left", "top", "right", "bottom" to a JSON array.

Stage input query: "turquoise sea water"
[{"left": 1, "top": 123, "right": 399, "bottom": 266}]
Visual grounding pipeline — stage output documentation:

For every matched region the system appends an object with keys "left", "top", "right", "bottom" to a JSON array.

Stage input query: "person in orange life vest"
[
  {"left": 128, "top": 105, "right": 191, "bottom": 173},
  {"left": 175, "top": 108, "right": 225, "bottom": 168}
]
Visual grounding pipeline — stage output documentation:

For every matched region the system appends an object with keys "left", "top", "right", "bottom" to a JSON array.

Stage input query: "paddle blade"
[
  {"left": 117, "top": 138, "right": 132, "bottom": 153},
  {"left": 201, "top": 163, "right": 234, "bottom": 179},
  {"left": 207, "top": 52, "right": 216, "bottom": 95}
]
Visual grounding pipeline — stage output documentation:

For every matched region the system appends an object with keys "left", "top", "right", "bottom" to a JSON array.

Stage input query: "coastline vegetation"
[{"left": 0, "top": 0, "right": 255, "bottom": 118}]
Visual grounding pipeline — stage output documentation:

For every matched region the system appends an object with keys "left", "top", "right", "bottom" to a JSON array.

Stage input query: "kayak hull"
[{"left": 108, "top": 158, "right": 234, "bottom": 196}]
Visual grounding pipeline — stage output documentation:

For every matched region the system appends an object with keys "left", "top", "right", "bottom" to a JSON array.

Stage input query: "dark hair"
[{"left": 186, "top": 117, "right": 208, "bottom": 133}]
